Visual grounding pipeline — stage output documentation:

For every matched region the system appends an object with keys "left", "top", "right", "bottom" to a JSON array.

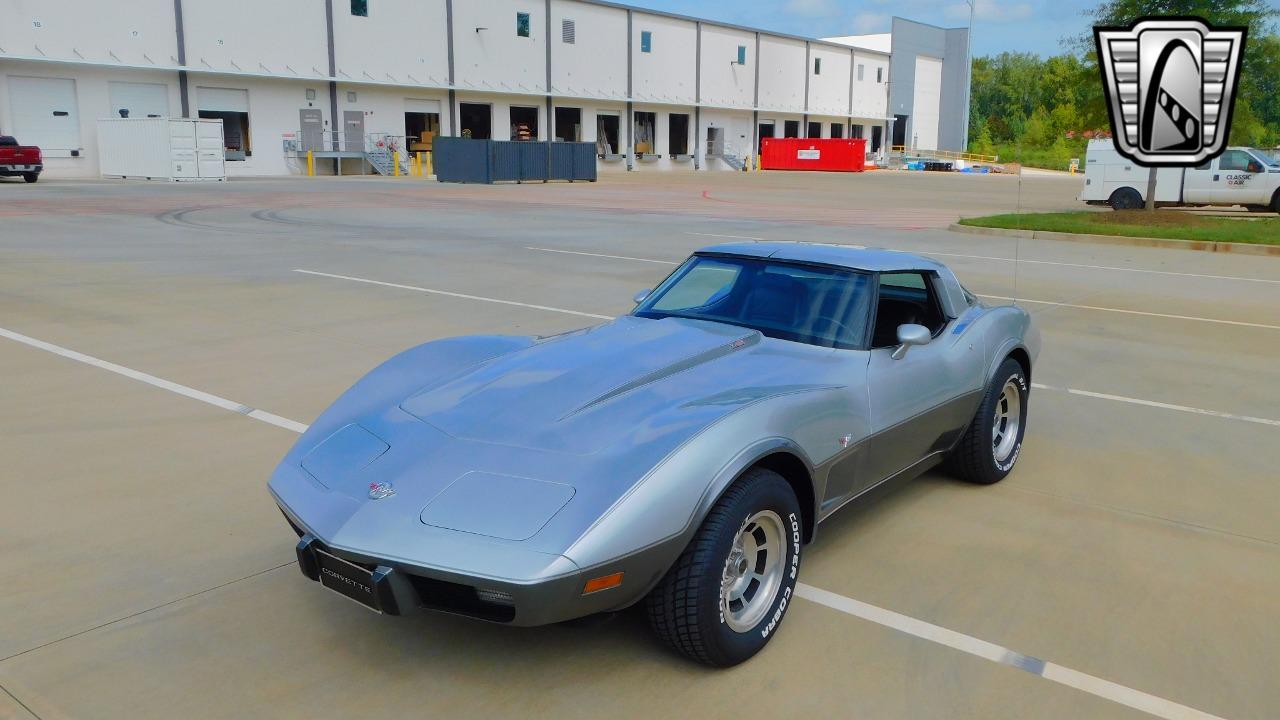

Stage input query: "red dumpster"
[{"left": 760, "top": 137, "right": 866, "bottom": 172}]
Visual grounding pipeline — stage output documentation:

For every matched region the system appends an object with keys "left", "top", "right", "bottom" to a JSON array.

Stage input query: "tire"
[
  {"left": 646, "top": 467, "right": 802, "bottom": 667},
  {"left": 1108, "top": 187, "right": 1141, "bottom": 210},
  {"left": 22, "top": 172, "right": 38, "bottom": 184},
  {"left": 949, "top": 358, "right": 1029, "bottom": 485},
  {"left": 1272, "top": 190, "right": 1280, "bottom": 214}
]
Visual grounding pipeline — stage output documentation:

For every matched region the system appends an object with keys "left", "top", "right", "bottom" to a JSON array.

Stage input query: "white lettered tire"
[{"left": 646, "top": 467, "right": 802, "bottom": 666}]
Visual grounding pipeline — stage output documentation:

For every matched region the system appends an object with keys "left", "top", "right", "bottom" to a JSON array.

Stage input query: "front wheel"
[
  {"left": 948, "top": 358, "right": 1029, "bottom": 484},
  {"left": 646, "top": 467, "right": 802, "bottom": 667}
]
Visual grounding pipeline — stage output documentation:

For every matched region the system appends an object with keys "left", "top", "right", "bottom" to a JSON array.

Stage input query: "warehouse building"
[{"left": 0, "top": 0, "right": 969, "bottom": 178}]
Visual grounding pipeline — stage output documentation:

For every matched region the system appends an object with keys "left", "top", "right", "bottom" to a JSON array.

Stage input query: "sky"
[{"left": 628, "top": 0, "right": 1100, "bottom": 57}]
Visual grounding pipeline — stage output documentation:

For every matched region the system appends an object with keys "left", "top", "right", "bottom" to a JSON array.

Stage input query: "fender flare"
[{"left": 690, "top": 436, "right": 818, "bottom": 544}]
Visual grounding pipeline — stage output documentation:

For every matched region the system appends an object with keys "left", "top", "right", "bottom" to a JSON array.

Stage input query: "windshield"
[
  {"left": 1248, "top": 149, "right": 1280, "bottom": 168},
  {"left": 634, "top": 255, "right": 873, "bottom": 349}
]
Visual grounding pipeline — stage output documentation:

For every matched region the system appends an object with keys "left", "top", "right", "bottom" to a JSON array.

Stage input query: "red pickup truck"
[{"left": 0, "top": 135, "right": 43, "bottom": 183}]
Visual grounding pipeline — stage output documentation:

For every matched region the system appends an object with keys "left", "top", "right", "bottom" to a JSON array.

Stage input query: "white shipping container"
[{"left": 96, "top": 118, "right": 226, "bottom": 181}]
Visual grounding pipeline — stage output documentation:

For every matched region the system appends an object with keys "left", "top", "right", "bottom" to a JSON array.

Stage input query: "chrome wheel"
[
  {"left": 720, "top": 510, "right": 786, "bottom": 633},
  {"left": 992, "top": 378, "right": 1022, "bottom": 463}
]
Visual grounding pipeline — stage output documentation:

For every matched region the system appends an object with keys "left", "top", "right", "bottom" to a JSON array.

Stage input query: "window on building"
[
  {"left": 851, "top": 124, "right": 864, "bottom": 139},
  {"left": 641, "top": 30, "right": 652, "bottom": 53},
  {"left": 346, "top": 91, "right": 357, "bottom": 103},
  {"left": 516, "top": 12, "right": 530, "bottom": 38},
  {"left": 562, "top": 19, "right": 575, "bottom": 43},
  {"left": 737, "top": 45, "right": 747, "bottom": 65},
  {"left": 830, "top": 123, "right": 843, "bottom": 139},
  {"left": 350, "top": 0, "right": 367, "bottom": 17},
  {"left": 857, "top": 64, "right": 865, "bottom": 81},
  {"left": 807, "top": 121, "right": 821, "bottom": 138},
  {"left": 634, "top": 111, "right": 656, "bottom": 156},
  {"left": 876, "top": 67, "right": 883, "bottom": 83},
  {"left": 814, "top": 58, "right": 822, "bottom": 75},
  {"left": 784, "top": 120, "right": 799, "bottom": 138},
  {"left": 555, "top": 107, "right": 581, "bottom": 141},
  {"left": 510, "top": 106, "right": 539, "bottom": 140},
  {"left": 669, "top": 113, "right": 690, "bottom": 155}
]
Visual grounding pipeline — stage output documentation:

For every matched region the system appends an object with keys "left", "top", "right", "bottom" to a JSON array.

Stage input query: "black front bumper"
[{"left": 295, "top": 534, "right": 520, "bottom": 622}]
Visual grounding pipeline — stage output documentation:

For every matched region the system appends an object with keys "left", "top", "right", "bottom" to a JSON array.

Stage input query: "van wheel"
[{"left": 1108, "top": 187, "right": 1142, "bottom": 210}]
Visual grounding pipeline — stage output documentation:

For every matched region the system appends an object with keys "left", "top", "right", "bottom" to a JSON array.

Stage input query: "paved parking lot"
[{"left": 1, "top": 170, "right": 1277, "bottom": 720}]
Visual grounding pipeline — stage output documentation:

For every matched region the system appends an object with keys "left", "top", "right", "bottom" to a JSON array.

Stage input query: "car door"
[
  {"left": 1210, "top": 149, "right": 1263, "bottom": 204},
  {"left": 861, "top": 272, "right": 985, "bottom": 488}
]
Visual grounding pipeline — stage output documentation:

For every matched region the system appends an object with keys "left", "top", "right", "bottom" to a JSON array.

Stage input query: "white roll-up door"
[
  {"left": 197, "top": 87, "right": 249, "bottom": 112},
  {"left": 405, "top": 99, "right": 442, "bottom": 114},
  {"left": 911, "top": 56, "right": 942, "bottom": 151},
  {"left": 8, "top": 76, "right": 80, "bottom": 150},
  {"left": 109, "top": 82, "right": 170, "bottom": 119}
]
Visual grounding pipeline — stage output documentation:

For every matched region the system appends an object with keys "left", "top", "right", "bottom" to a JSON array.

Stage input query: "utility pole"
[{"left": 1145, "top": 167, "right": 1157, "bottom": 211}]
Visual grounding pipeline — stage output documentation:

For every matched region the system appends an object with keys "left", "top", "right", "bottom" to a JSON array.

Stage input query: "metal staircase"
[
  {"left": 365, "top": 134, "right": 412, "bottom": 176},
  {"left": 721, "top": 152, "right": 747, "bottom": 171}
]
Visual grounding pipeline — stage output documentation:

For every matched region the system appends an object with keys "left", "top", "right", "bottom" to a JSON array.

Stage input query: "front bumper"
[{"left": 279, "top": 504, "right": 671, "bottom": 626}]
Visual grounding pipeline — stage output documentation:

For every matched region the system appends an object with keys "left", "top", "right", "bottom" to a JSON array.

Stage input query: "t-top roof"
[{"left": 696, "top": 242, "right": 949, "bottom": 273}]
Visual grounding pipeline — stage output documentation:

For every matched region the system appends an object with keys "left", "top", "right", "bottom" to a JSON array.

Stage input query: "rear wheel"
[
  {"left": 1108, "top": 187, "right": 1142, "bottom": 210},
  {"left": 1272, "top": 189, "right": 1280, "bottom": 214},
  {"left": 22, "top": 172, "right": 38, "bottom": 183},
  {"left": 949, "top": 358, "right": 1028, "bottom": 485},
  {"left": 646, "top": 467, "right": 802, "bottom": 667}
]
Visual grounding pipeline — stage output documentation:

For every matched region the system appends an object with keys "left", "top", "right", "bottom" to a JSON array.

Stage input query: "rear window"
[{"left": 0, "top": 136, "right": 17, "bottom": 147}]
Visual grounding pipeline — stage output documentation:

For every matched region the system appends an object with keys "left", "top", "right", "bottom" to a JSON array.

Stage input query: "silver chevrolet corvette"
[{"left": 269, "top": 242, "right": 1039, "bottom": 666}]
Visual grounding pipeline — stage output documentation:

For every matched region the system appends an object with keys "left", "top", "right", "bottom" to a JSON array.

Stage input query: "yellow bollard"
[
  {"left": 306, "top": 150, "right": 315, "bottom": 177},
  {"left": 393, "top": 150, "right": 401, "bottom": 177},
  {"left": 425, "top": 151, "right": 433, "bottom": 176},
  {"left": 415, "top": 152, "right": 422, "bottom": 177}
]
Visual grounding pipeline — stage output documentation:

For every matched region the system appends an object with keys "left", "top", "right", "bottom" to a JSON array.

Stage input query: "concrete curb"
[{"left": 948, "top": 223, "right": 1280, "bottom": 256}]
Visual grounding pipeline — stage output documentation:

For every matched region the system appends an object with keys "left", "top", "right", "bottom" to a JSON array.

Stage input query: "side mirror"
[
  {"left": 891, "top": 324, "right": 931, "bottom": 360},
  {"left": 633, "top": 289, "right": 651, "bottom": 304}
]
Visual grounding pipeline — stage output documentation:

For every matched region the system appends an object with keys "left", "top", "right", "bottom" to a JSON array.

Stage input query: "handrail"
[{"left": 890, "top": 145, "right": 999, "bottom": 163}]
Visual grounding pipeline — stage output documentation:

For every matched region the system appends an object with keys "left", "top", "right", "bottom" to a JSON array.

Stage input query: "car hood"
[
  {"left": 273, "top": 316, "right": 845, "bottom": 558},
  {"left": 399, "top": 315, "right": 766, "bottom": 455}
]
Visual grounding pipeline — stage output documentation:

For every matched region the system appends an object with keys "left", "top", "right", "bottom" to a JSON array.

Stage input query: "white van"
[{"left": 1079, "top": 139, "right": 1280, "bottom": 211}]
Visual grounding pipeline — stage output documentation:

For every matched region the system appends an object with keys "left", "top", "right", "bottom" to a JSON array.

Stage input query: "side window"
[
  {"left": 872, "top": 272, "right": 946, "bottom": 348},
  {"left": 1219, "top": 150, "right": 1250, "bottom": 172},
  {"left": 650, "top": 260, "right": 740, "bottom": 312}
]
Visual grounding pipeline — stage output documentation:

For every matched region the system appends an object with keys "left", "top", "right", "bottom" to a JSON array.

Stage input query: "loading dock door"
[
  {"left": 892, "top": 115, "right": 907, "bottom": 148},
  {"left": 343, "top": 111, "right": 365, "bottom": 151},
  {"left": 706, "top": 127, "right": 724, "bottom": 157},
  {"left": 108, "top": 82, "right": 169, "bottom": 119},
  {"left": 8, "top": 76, "right": 80, "bottom": 151},
  {"left": 757, "top": 122, "right": 774, "bottom": 154}
]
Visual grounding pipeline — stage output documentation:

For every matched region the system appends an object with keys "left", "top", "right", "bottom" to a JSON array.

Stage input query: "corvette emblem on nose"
[{"left": 368, "top": 481, "right": 396, "bottom": 500}]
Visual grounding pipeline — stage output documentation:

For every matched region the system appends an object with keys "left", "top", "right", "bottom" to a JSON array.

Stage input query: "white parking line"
[
  {"left": 913, "top": 250, "right": 1280, "bottom": 285},
  {"left": 795, "top": 584, "right": 1227, "bottom": 720},
  {"left": 0, "top": 325, "right": 1235, "bottom": 720},
  {"left": 525, "top": 246, "right": 679, "bottom": 265},
  {"left": 0, "top": 327, "right": 308, "bottom": 433},
  {"left": 683, "top": 232, "right": 1280, "bottom": 285},
  {"left": 1032, "top": 382, "right": 1280, "bottom": 427},
  {"left": 686, "top": 231, "right": 766, "bottom": 241},
  {"left": 983, "top": 295, "right": 1280, "bottom": 331},
  {"left": 293, "top": 269, "right": 613, "bottom": 320}
]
